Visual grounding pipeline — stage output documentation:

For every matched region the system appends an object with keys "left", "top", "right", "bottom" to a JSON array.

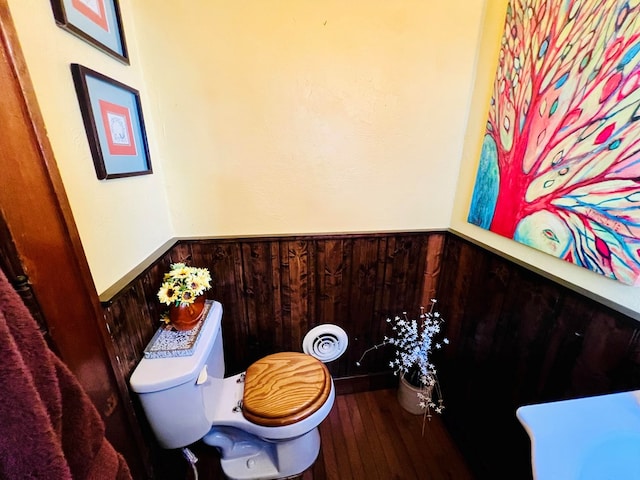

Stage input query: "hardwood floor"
[
  {"left": 304, "top": 389, "right": 474, "bottom": 480},
  {"left": 185, "top": 389, "right": 475, "bottom": 480}
]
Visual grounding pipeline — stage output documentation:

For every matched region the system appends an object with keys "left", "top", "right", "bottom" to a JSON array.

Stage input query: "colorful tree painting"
[{"left": 468, "top": 0, "right": 640, "bottom": 285}]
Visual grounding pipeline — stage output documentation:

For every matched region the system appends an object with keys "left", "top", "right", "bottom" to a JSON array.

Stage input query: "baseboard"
[{"left": 333, "top": 372, "right": 397, "bottom": 395}]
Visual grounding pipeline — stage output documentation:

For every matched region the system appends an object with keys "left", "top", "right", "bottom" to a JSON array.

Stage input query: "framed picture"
[
  {"left": 51, "top": 0, "right": 128, "bottom": 64},
  {"left": 467, "top": 0, "right": 640, "bottom": 285},
  {"left": 71, "top": 64, "right": 152, "bottom": 180}
]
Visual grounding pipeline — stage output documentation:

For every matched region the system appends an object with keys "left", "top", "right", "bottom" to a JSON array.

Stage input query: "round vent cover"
[{"left": 302, "top": 324, "right": 348, "bottom": 363}]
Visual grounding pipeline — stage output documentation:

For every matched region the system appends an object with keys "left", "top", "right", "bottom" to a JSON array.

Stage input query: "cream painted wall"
[
  {"left": 7, "top": 0, "right": 639, "bottom": 318},
  {"left": 451, "top": 0, "right": 640, "bottom": 319},
  {"left": 6, "top": 0, "right": 173, "bottom": 295},
  {"left": 131, "top": 0, "right": 484, "bottom": 236},
  {"left": 7, "top": 1, "right": 483, "bottom": 295}
]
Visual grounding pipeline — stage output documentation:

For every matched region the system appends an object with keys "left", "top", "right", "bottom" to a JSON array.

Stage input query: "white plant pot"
[{"left": 397, "top": 374, "right": 430, "bottom": 415}]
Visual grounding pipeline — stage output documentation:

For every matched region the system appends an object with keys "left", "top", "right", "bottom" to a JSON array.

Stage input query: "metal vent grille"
[{"left": 302, "top": 324, "right": 348, "bottom": 363}]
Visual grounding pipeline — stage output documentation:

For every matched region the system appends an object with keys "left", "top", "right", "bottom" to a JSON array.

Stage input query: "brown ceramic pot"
[{"left": 169, "top": 295, "right": 206, "bottom": 331}]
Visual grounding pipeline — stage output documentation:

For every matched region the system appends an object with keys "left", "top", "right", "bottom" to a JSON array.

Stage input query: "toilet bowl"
[{"left": 130, "top": 301, "right": 335, "bottom": 480}]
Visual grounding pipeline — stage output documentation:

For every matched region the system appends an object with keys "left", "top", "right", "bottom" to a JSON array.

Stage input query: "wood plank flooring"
[
  {"left": 185, "top": 389, "right": 475, "bottom": 480},
  {"left": 303, "top": 389, "right": 474, "bottom": 480}
]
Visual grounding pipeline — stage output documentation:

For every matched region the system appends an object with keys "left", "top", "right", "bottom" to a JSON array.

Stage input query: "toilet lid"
[{"left": 242, "top": 352, "right": 332, "bottom": 427}]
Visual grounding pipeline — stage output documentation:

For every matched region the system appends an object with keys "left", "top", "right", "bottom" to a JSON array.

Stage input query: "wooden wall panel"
[
  {"left": 175, "top": 233, "right": 441, "bottom": 378},
  {"left": 102, "top": 232, "right": 445, "bottom": 403},
  {"left": 102, "top": 230, "right": 640, "bottom": 479},
  {"left": 344, "top": 238, "right": 379, "bottom": 377},
  {"left": 438, "top": 234, "right": 640, "bottom": 479}
]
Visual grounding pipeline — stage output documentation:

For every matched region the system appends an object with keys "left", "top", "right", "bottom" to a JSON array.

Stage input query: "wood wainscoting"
[
  {"left": 102, "top": 231, "right": 445, "bottom": 477},
  {"left": 438, "top": 233, "right": 640, "bottom": 478},
  {"left": 102, "top": 230, "right": 640, "bottom": 479},
  {"left": 103, "top": 231, "right": 445, "bottom": 381}
]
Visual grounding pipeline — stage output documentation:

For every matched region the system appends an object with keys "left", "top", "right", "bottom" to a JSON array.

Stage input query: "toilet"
[{"left": 129, "top": 301, "right": 335, "bottom": 480}]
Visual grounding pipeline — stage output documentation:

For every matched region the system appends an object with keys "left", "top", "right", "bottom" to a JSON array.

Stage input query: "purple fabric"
[{"left": 0, "top": 268, "right": 131, "bottom": 479}]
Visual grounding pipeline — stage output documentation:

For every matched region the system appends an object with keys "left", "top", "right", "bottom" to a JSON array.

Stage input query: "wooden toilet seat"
[{"left": 242, "top": 352, "right": 332, "bottom": 427}]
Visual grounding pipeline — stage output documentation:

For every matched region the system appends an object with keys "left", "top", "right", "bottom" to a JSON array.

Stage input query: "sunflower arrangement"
[{"left": 157, "top": 263, "right": 212, "bottom": 307}]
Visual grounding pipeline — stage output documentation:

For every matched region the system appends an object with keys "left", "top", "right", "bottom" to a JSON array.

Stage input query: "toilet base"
[{"left": 203, "top": 426, "right": 320, "bottom": 480}]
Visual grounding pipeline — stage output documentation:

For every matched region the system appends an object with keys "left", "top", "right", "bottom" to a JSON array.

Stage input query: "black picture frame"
[
  {"left": 71, "top": 64, "right": 152, "bottom": 180},
  {"left": 51, "top": 0, "right": 129, "bottom": 64}
]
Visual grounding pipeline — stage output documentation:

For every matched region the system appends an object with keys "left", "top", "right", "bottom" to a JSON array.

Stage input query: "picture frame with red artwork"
[
  {"left": 71, "top": 64, "right": 152, "bottom": 180},
  {"left": 51, "top": 0, "right": 128, "bottom": 64}
]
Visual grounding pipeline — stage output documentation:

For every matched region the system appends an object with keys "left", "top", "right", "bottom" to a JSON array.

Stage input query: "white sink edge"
[{"left": 516, "top": 389, "right": 640, "bottom": 480}]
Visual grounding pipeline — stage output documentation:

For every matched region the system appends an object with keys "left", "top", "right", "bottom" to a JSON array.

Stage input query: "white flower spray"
[{"left": 357, "top": 299, "right": 448, "bottom": 433}]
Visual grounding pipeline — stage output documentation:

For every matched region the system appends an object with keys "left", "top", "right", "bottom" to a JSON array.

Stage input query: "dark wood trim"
[
  {"left": 0, "top": 3, "right": 148, "bottom": 477},
  {"left": 104, "top": 228, "right": 640, "bottom": 325},
  {"left": 0, "top": 209, "right": 55, "bottom": 351},
  {"left": 99, "top": 230, "right": 443, "bottom": 303},
  {"left": 333, "top": 372, "right": 397, "bottom": 395},
  {"left": 99, "top": 237, "right": 179, "bottom": 304},
  {"left": 437, "top": 234, "right": 640, "bottom": 478},
  {"left": 449, "top": 228, "right": 640, "bottom": 322}
]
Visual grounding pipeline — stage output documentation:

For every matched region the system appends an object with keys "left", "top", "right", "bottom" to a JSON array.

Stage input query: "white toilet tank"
[{"left": 130, "top": 301, "right": 225, "bottom": 449}]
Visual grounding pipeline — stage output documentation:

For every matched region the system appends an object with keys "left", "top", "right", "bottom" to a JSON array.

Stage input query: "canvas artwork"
[{"left": 468, "top": 0, "right": 640, "bottom": 285}]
